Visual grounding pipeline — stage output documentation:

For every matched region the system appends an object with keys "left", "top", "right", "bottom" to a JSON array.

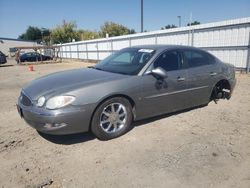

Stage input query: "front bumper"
[{"left": 17, "top": 101, "right": 95, "bottom": 135}]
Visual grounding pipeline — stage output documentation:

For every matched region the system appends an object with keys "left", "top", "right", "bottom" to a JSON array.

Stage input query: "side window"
[
  {"left": 154, "top": 51, "right": 181, "bottom": 71},
  {"left": 183, "top": 50, "right": 211, "bottom": 68}
]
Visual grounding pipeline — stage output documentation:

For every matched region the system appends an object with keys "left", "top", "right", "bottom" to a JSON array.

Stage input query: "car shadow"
[
  {"left": 38, "top": 131, "right": 96, "bottom": 145},
  {"left": 132, "top": 104, "right": 208, "bottom": 127},
  {"left": 0, "top": 64, "right": 13, "bottom": 68},
  {"left": 37, "top": 104, "right": 208, "bottom": 145}
]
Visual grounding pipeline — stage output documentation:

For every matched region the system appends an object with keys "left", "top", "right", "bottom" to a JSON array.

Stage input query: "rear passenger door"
[{"left": 182, "top": 49, "right": 218, "bottom": 107}]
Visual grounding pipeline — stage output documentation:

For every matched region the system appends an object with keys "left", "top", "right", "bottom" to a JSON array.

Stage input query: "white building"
[{"left": 0, "top": 37, "right": 37, "bottom": 57}]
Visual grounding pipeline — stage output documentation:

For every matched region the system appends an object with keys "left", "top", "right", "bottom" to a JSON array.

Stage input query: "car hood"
[{"left": 23, "top": 68, "right": 127, "bottom": 100}]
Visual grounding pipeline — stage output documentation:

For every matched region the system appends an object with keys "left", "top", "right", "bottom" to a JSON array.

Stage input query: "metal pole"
[
  {"left": 155, "top": 34, "right": 158, "bottom": 44},
  {"left": 188, "top": 12, "right": 192, "bottom": 46},
  {"left": 96, "top": 42, "right": 99, "bottom": 61},
  {"left": 86, "top": 43, "right": 88, "bottom": 60},
  {"left": 141, "top": 0, "right": 143, "bottom": 32},
  {"left": 111, "top": 39, "right": 113, "bottom": 54},
  {"left": 77, "top": 44, "right": 79, "bottom": 59},
  {"left": 177, "top": 16, "right": 181, "bottom": 27},
  {"left": 60, "top": 43, "right": 62, "bottom": 62},
  {"left": 41, "top": 31, "right": 43, "bottom": 45},
  {"left": 69, "top": 45, "right": 72, "bottom": 59},
  {"left": 191, "top": 29, "right": 194, "bottom": 46},
  {"left": 246, "top": 30, "right": 250, "bottom": 73},
  {"left": 41, "top": 27, "right": 47, "bottom": 45}
]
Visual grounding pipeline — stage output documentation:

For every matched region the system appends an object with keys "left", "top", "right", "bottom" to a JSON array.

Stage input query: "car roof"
[{"left": 128, "top": 44, "right": 203, "bottom": 51}]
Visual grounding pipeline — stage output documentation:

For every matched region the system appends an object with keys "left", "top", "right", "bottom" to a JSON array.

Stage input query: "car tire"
[{"left": 91, "top": 97, "right": 133, "bottom": 140}]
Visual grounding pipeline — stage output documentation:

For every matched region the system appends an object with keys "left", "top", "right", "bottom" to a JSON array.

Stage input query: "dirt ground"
[{"left": 0, "top": 59, "right": 250, "bottom": 188}]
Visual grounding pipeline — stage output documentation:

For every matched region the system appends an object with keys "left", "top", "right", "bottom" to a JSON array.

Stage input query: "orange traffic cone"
[{"left": 28, "top": 65, "right": 34, "bottom": 71}]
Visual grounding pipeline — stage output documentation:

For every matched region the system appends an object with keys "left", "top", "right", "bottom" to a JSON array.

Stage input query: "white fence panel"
[
  {"left": 99, "top": 52, "right": 111, "bottom": 60},
  {"left": 87, "top": 43, "right": 97, "bottom": 51},
  {"left": 59, "top": 17, "right": 250, "bottom": 70},
  {"left": 79, "top": 52, "right": 87, "bottom": 59},
  {"left": 209, "top": 49, "right": 248, "bottom": 68},
  {"left": 131, "top": 36, "right": 156, "bottom": 46},
  {"left": 71, "top": 45, "right": 77, "bottom": 52},
  {"left": 98, "top": 41, "right": 112, "bottom": 51},
  {"left": 88, "top": 52, "right": 98, "bottom": 60},
  {"left": 157, "top": 33, "right": 189, "bottom": 45},
  {"left": 112, "top": 40, "right": 130, "bottom": 50},
  {"left": 78, "top": 44, "right": 86, "bottom": 51}
]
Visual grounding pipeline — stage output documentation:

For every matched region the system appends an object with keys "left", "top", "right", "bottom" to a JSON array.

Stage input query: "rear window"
[{"left": 183, "top": 50, "right": 214, "bottom": 68}]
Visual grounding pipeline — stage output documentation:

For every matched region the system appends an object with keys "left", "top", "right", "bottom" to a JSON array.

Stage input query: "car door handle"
[
  {"left": 210, "top": 72, "right": 217, "bottom": 76},
  {"left": 177, "top": 77, "right": 185, "bottom": 81}
]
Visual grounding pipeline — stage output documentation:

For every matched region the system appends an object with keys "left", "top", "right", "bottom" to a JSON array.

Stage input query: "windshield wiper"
[
  {"left": 88, "top": 66, "right": 129, "bottom": 75},
  {"left": 88, "top": 66, "right": 103, "bottom": 71}
]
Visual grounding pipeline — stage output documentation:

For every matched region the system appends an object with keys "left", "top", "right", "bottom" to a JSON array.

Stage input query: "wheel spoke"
[
  {"left": 113, "top": 123, "right": 118, "bottom": 132},
  {"left": 118, "top": 119, "right": 124, "bottom": 124},
  {"left": 116, "top": 105, "right": 122, "bottom": 113},
  {"left": 111, "top": 104, "right": 115, "bottom": 113},
  {"left": 105, "top": 123, "right": 112, "bottom": 131},
  {"left": 103, "top": 111, "right": 111, "bottom": 117},
  {"left": 101, "top": 119, "right": 110, "bottom": 125},
  {"left": 119, "top": 112, "right": 126, "bottom": 118}
]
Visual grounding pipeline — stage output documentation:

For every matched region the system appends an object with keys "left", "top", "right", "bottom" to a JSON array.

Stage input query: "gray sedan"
[{"left": 17, "top": 45, "right": 236, "bottom": 140}]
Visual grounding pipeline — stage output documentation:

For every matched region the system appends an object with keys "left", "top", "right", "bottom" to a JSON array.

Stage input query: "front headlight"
[
  {"left": 46, "top": 96, "right": 75, "bottom": 110},
  {"left": 37, "top": 96, "right": 45, "bottom": 107}
]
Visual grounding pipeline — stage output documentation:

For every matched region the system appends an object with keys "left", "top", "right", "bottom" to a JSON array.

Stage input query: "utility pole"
[
  {"left": 141, "top": 0, "right": 144, "bottom": 32},
  {"left": 41, "top": 30, "right": 44, "bottom": 45},
  {"left": 177, "top": 16, "right": 181, "bottom": 27},
  {"left": 41, "top": 27, "right": 46, "bottom": 45},
  {"left": 189, "top": 12, "right": 193, "bottom": 46}
]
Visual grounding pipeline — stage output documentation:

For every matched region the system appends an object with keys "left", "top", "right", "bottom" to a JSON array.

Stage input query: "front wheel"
[{"left": 91, "top": 97, "right": 133, "bottom": 140}]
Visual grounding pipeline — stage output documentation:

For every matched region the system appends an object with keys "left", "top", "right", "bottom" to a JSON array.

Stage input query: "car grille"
[{"left": 20, "top": 92, "right": 32, "bottom": 106}]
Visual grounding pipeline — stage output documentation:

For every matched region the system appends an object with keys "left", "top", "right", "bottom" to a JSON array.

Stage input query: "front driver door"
[{"left": 138, "top": 50, "right": 189, "bottom": 119}]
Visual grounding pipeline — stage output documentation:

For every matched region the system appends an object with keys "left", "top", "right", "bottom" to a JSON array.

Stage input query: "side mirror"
[{"left": 146, "top": 67, "right": 168, "bottom": 79}]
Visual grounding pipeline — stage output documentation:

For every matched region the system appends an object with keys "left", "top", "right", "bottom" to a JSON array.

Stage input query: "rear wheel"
[
  {"left": 211, "top": 80, "right": 231, "bottom": 103},
  {"left": 91, "top": 97, "right": 133, "bottom": 140}
]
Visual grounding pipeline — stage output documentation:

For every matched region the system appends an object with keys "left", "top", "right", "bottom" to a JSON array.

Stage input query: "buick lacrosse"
[{"left": 17, "top": 45, "right": 236, "bottom": 140}]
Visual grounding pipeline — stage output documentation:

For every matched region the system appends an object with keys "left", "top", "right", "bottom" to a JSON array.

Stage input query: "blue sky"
[{"left": 0, "top": 0, "right": 249, "bottom": 38}]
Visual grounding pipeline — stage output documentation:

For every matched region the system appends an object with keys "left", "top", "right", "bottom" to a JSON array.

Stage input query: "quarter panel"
[{"left": 186, "top": 63, "right": 219, "bottom": 106}]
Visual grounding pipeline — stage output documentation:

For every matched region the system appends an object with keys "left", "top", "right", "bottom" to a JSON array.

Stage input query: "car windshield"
[{"left": 95, "top": 48, "right": 155, "bottom": 75}]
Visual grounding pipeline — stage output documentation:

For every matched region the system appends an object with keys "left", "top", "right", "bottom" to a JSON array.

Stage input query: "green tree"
[
  {"left": 18, "top": 26, "right": 42, "bottom": 42},
  {"left": 100, "top": 22, "right": 133, "bottom": 37},
  {"left": 41, "top": 28, "right": 51, "bottom": 44},
  {"left": 161, "top": 24, "right": 177, "bottom": 30},
  {"left": 187, "top": 21, "right": 201, "bottom": 26},
  {"left": 78, "top": 30, "right": 100, "bottom": 40},
  {"left": 18, "top": 26, "right": 51, "bottom": 44},
  {"left": 51, "top": 21, "right": 80, "bottom": 44}
]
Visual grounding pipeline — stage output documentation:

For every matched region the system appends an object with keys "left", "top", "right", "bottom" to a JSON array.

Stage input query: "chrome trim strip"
[{"left": 145, "top": 86, "right": 209, "bottom": 99}]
